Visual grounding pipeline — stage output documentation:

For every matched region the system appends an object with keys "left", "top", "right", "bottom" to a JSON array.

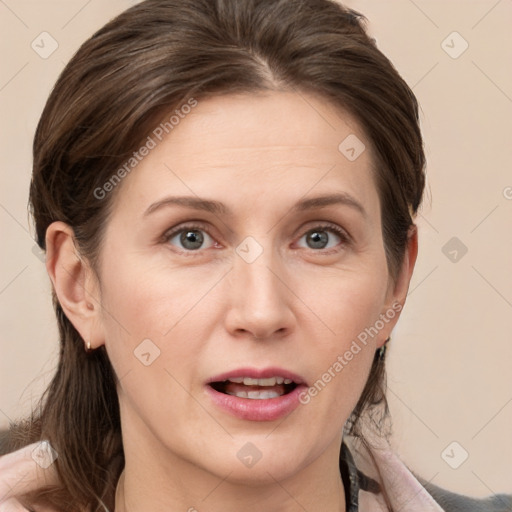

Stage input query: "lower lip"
[{"left": 205, "top": 384, "right": 307, "bottom": 421}]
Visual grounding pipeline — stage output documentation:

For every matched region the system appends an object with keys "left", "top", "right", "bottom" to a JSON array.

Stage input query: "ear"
[
  {"left": 377, "top": 224, "right": 419, "bottom": 347},
  {"left": 45, "top": 221, "right": 105, "bottom": 350}
]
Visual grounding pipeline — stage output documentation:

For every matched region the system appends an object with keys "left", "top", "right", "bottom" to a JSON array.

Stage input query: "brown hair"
[{"left": 7, "top": 0, "right": 425, "bottom": 510}]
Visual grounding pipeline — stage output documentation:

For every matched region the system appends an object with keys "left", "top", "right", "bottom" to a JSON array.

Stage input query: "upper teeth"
[{"left": 227, "top": 377, "right": 293, "bottom": 386}]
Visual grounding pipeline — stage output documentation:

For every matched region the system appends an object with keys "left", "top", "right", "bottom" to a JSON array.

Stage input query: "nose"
[{"left": 223, "top": 243, "right": 295, "bottom": 341}]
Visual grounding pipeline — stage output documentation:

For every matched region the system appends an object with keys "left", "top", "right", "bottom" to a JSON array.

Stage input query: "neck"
[
  {"left": 115, "top": 462, "right": 346, "bottom": 512},
  {"left": 114, "top": 429, "right": 346, "bottom": 511}
]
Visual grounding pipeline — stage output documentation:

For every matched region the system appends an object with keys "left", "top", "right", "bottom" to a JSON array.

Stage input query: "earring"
[
  {"left": 85, "top": 341, "right": 92, "bottom": 353},
  {"left": 377, "top": 337, "right": 390, "bottom": 360}
]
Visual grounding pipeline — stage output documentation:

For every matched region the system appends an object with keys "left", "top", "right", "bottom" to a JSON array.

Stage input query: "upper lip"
[{"left": 207, "top": 367, "right": 307, "bottom": 386}]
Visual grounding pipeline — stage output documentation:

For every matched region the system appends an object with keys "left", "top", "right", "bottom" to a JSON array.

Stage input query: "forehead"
[
  {"left": 110, "top": 91, "right": 379, "bottom": 218},
  {"left": 164, "top": 91, "right": 366, "bottom": 160}
]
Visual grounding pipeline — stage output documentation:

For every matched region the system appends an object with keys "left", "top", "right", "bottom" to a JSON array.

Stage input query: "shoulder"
[
  {"left": 343, "top": 437, "right": 512, "bottom": 512},
  {"left": 417, "top": 476, "right": 512, "bottom": 512}
]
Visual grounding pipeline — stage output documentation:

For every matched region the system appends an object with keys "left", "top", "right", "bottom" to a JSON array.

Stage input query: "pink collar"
[{"left": 347, "top": 437, "right": 445, "bottom": 511}]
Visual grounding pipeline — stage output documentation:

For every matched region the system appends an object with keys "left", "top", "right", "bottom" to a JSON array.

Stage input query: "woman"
[{"left": 0, "top": 0, "right": 510, "bottom": 511}]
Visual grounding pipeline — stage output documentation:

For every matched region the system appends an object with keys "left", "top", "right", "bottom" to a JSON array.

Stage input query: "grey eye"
[
  {"left": 167, "top": 228, "right": 214, "bottom": 251},
  {"left": 298, "top": 228, "right": 342, "bottom": 250}
]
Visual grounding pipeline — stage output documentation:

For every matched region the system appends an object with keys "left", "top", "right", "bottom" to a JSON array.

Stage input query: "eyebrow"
[{"left": 144, "top": 192, "right": 367, "bottom": 219}]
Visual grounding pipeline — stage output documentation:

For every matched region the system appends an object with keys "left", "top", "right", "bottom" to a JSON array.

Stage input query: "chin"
[{"left": 204, "top": 437, "right": 316, "bottom": 486}]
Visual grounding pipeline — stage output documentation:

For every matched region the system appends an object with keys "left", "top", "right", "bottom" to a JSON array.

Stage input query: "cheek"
[
  {"left": 293, "top": 263, "right": 388, "bottom": 413},
  {"left": 298, "top": 263, "right": 389, "bottom": 347},
  {"left": 100, "top": 254, "right": 215, "bottom": 336},
  {"left": 97, "top": 254, "right": 224, "bottom": 384},
  {"left": 96, "top": 259, "right": 217, "bottom": 429}
]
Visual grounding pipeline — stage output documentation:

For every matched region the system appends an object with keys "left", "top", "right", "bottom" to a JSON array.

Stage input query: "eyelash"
[{"left": 162, "top": 221, "right": 351, "bottom": 255}]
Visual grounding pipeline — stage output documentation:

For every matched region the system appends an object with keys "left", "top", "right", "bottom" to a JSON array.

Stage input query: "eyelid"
[
  {"left": 299, "top": 221, "right": 351, "bottom": 241},
  {"left": 294, "top": 222, "right": 352, "bottom": 252},
  {"left": 162, "top": 221, "right": 218, "bottom": 249}
]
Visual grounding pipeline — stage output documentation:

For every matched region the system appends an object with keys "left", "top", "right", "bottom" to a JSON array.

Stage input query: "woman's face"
[{"left": 82, "top": 91, "right": 413, "bottom": 486}]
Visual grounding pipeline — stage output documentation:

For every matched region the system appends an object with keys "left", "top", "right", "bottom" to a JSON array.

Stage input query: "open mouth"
[{"left": 209, "top": 376, "right": 298, "bottom": 399}]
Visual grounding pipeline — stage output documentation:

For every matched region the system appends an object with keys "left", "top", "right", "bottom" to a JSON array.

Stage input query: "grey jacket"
[
  {"left": 418, "top": 476, "right": 512, "bottom": 512},
  {"left": 341, "top": 439, "right": 512, "bottom": 512}
]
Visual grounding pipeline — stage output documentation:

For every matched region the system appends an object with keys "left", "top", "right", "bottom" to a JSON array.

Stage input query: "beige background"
[{"left": 1, "top": 0, "right": 511, "bottom": 498}]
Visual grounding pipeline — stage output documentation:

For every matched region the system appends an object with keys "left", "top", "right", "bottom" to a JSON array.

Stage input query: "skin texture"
[{"left": 45, "top": 91, "right": 418, "bottom": 512}]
